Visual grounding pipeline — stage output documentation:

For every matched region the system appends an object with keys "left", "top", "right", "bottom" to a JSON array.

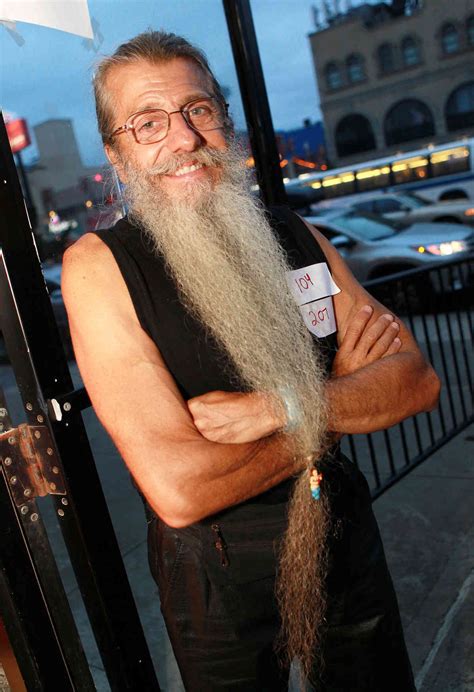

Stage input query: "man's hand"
[
  {"left": 332, "top": 304, "right": 401, "bottom": 378},
  {"left": 189, "top": 305, "right": 402, "bottom": 444},
  {"left": 188, "top": 390, "right": 285, "bottom": 444}
]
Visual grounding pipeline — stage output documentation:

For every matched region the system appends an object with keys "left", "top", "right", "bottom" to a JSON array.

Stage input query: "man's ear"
[{"left": 105, "top": 143, "right": 128, "bottom": 184}]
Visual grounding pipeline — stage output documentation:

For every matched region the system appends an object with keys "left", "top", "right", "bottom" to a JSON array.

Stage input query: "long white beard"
[
  {"left": 122, "top": 142, "right": 332, "bottom": 681},
  {"left": 123, "top": 142, "right": 328, "bottom": 458}
]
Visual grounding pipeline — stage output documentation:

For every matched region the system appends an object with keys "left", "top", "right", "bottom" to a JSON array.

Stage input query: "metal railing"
[{"left": 343, "top": 255, "right": 474, "bottom": 500}]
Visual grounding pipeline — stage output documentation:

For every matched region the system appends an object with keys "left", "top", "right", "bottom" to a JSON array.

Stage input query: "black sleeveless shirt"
[
  {"left": 94, "top": 207, "right": 339, "bottom": 397},
  {"left": 92, "top": 207, "right": 365, "bottom": 513}
]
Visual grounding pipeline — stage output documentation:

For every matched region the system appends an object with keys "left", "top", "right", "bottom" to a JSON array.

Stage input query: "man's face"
[{"left": 105, "top": 57, "right": 228, "bottom": 197}]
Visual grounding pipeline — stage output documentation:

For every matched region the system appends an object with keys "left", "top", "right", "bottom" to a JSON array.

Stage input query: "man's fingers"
[
  {"left": 356, "top": 313, "right": 398, "bottom": 357},
  {"left": 366, "top": 319, "right": 400, "bottom": 360},
  {"left": 339, "top": 305, "right": 373, "bottom": 353},
  {"left": 382, "top": 336, "right": 402, "bottom": 358}
]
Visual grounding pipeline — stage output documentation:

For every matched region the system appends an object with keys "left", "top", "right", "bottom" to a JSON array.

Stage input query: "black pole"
[{"left": 223, "top": 0, "right": 287, "bottom": 207}]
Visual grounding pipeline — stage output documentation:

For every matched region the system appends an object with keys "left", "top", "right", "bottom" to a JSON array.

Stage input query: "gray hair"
[{"left": 93, "top": 30, "right": 231, "bottom": 146}]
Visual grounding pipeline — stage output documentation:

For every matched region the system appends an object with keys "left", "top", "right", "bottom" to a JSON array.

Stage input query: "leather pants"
[{"left": 147, "top": 466, "right": 416, "bottom": 691}]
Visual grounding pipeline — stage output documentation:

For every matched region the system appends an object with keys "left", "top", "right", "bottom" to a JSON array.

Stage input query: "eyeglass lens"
[{"left": 132, "top": 99, "right": 225, "bottom": 143}]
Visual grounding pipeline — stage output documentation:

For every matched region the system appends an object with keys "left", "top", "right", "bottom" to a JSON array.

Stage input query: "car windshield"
[
  {"left": 400, "top": 192, "right": 431, "bottom": 207},
  {"left": 329, "top": 212, "right": 402, "bottom": 240},
  {"left": 308, "top": 207, "right": 340, "bottom": 216}
]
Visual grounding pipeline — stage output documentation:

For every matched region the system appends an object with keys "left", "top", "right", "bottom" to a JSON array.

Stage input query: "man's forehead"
[{"left": 106, "top": 57, "right": 214, "bottom": 112}]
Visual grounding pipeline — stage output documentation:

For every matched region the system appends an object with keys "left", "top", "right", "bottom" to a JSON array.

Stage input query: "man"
[{"left": 62, "top": 31, "right": 440, "bottom": 690}]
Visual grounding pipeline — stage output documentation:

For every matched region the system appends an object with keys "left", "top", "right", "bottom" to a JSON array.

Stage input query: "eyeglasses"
[{"left": 108, "top": 97, "right": 229, "bottom": 145}]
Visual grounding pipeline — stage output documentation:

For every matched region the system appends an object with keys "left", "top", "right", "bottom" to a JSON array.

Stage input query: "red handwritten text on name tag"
[
  {"left": 294, "top": 272, "right": 314, "bottom": 294},
  {"left": 309, "top": 306, "right": 329, "bottom": 326}
]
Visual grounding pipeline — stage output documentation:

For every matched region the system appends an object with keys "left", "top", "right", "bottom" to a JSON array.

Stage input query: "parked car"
[
  {"left": 313, "top": 191, "right": 474, "bottom": 227},
  {"left": 305, "top": 210, "right": 474, "bottom": 310}
]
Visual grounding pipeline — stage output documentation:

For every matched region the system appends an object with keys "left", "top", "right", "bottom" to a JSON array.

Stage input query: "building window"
[
  {"left": 467, "top": 15, "right": 474, "bottom": 45},
  {"left": 377, "top": 43, "right": 395, "bottom": 74},
  {"left": 384, "top": 99, "right": 435, "bottom": 145},
  {"left": 346, "top": 54, "right": 365, "bottom": 83},
  {"left": 401, "top": 36, "right": 421, "bottom": 66},
  {"left": 325, "top": 62, "right": 342, "bottom": 90},
  {"left": 446, "top": 82, "right": 474, "bottom": 131},
  {"left": 441, "top": 23, "right": 460, "bottom": 54},
  {"left": 335, "top": 114, "right": 376, "bottom": 157}
]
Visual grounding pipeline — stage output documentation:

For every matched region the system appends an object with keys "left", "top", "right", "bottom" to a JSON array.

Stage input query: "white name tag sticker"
[
  {"left": 287, "top": 262, "right": 340, "bottom": 306},
  {"left": 299, "top": 296, "right": 337, "bottom": 338}
]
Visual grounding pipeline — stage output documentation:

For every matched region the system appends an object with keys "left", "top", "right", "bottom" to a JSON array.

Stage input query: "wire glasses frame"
[{"left": 108, "top": 97, "right": 229, "bottom": 145}]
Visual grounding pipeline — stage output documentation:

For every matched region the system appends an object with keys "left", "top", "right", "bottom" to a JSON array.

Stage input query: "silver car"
[
  {"left": 313, "top": 191, "right": 474, "bottom": 227},
  {"left": 306, "top": 210, "right": 474, "bottom": 310}
]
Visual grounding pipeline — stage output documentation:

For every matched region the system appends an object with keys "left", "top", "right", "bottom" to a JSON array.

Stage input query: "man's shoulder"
[
  {"left": 64, "top": 216, "right": 134, "bottom": 264},
  {"left": 63, "top": 230, "right": 108, "bottom": 268},
  {"left": 62, "top": 229, "right": 132, "bottom": 316},
  {"left": 62, "top": 224, "right": 124, "bottom": 286}
]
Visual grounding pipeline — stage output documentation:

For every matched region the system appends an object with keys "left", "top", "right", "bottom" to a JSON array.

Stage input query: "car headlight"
[{"left": 414, "top": 240, "right": 468, "bottom": 256}]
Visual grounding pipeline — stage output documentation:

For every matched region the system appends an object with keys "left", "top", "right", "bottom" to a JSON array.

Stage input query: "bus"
[{"left": 285, "top": 137, "right": 474, "bottom": 205}]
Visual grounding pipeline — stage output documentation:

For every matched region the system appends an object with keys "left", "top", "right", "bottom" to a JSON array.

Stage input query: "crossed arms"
[{"left": 62, "top": 226, "right": 440, "bottom": 527}]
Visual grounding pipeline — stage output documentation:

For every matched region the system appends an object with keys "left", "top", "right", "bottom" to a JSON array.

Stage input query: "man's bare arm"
[
  {"left": 188, "top": 227, "right": 440, "bottom": 442},
  {"left": 304, "top": 222, "right": 441, "bottom": 432},
  {"left": 62, "top": 234, "right": 300, "bottom": 529},
  {"left": 187, "top": 306, "right": 402, "bottom": 443}
]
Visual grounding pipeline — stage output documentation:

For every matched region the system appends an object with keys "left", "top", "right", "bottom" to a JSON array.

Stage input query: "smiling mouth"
[{"left": 172, "top": 163, "right": 204, "bottom": 177}]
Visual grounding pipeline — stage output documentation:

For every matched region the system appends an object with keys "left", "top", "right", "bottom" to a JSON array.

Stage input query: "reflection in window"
[
  {"left": 401, "top": 36, "right": 421, "bottom": 66},
  {"left": 378, "top": 43, "right": 395, "bottom": 73},
  {"left": 392, "top": 156, "right": 429, "bottom": 184},
  {"left": 467, "top": 16, "right": 474, "bottom": 45},
  {"left": 445, "top": 82, "right": 474, "bottom": 131},
  {"left": 346, "top": 55, "right": 364, "bottom": 83},
  {"left": 325, "top": 62, "right": 342, "bottom": 90},
  {"left": 355, "top": 165, "right": 391, "bottom": 192},
  {"left": 430, "top": 146, "right": 470, "bottom": 177},
  {"left": 441, "top": 23, "right": 460, "bottom": 54},
  {"left": 384, "top": 99, "right": 435, "bottom": 145},
  {"left": 335, "top": 114, "right": 376, "bottom": 157},
  {"left": 316, "top": 172, "right": 356, "bottom": 198}
]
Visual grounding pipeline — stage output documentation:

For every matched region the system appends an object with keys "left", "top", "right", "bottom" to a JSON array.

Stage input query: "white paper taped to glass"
[
  {"left": 286, "top": 262, "right": 340, "bottom": 338},
  {"left": 0, "top": 0, "right": 93, "bottom": 39}
]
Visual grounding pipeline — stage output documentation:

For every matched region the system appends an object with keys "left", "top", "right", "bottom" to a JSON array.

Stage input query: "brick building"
[{"left": 309, "top": 0, "right": 474, "bottom": 167}]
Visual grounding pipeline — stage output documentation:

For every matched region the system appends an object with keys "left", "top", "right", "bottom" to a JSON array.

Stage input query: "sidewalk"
[{"left": 374, "top": 423, "right": 474, "bottom": 692}]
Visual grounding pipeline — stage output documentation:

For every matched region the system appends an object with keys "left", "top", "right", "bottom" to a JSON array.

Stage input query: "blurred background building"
[
  {"left": 25, "top": 118, "right": 110, "bottom": 235},
  {"left": 309, "top": 0, "right": 474, "bottom": 167},
  {"left": 276, "top": 119, "right": 328, "bottom": 177},
  {"left": 239, "top": 119, "right": 328, "bottom": 180}
]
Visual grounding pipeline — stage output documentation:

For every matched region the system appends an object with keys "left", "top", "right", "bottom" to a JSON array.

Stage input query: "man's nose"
[{"left": 165, "top": 110, "right": 202, "bottom": 152}]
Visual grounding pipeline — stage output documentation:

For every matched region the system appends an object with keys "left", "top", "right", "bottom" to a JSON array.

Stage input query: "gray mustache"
[{"left": 147, "top": 147, "right": 229, "bottom": 176}]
